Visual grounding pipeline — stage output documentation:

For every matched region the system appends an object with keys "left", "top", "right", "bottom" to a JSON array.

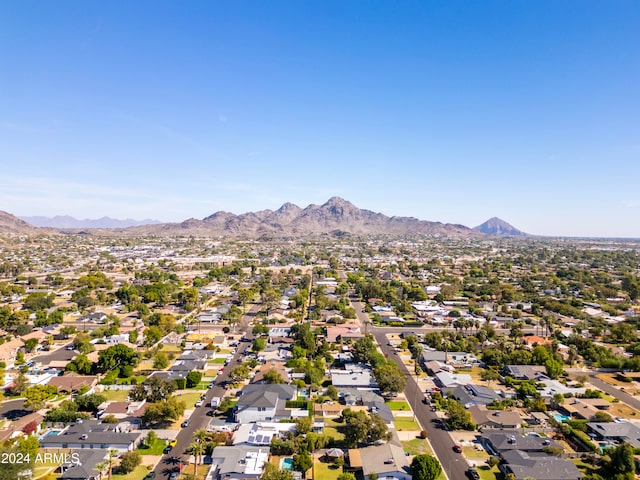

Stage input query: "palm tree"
[
  {"left": 95, "top": 461, "right": 108, "bottom": 480},
  {"left": 193, "top": 429, "right": 209, "bottom": 464},
  {"left": 107, "top": 449, "right": 118, "bottom": 480},
  {"left": 188, "top": 441, "right": 205, "bottom": 475}
]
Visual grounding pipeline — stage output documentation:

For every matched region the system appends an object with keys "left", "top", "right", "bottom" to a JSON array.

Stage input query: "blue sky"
[{"left": 1, "top": 1, "right": 639, "bottom": 237}]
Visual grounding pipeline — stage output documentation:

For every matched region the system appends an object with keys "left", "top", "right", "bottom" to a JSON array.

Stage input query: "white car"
[{"left": 195, "top": 400, "right": 204, "bottom": 407}]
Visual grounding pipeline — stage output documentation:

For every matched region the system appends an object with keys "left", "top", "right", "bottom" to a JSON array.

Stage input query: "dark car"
[
  {"left": 466, "top": 467, "right": 480, "bottom": 480},
  {"left": 143, "top": 473, "right": 156, "bottom": 480},
  {"left": 453, "top": 445, "right": 463, "bottom": 453},
  {"left": 206, "top": 410, "right": 215, "bottom": 416},
  {"left": 163, "top": 446, "right": 172, "bottom": 454}
]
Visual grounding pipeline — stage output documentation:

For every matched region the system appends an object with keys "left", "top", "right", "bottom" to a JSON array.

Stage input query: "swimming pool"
[
  {"left": 552, "top": 413, "right": 570, "bottom": 423},
  {"left": 280, "top": 458, "right": 294, "bottom": 470},
  {"left": 40, "top": 430, "right": 61, "bottom": 439}
]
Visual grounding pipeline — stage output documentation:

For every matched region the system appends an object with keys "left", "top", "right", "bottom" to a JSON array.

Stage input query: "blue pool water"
[
  {"left": 552, "top": 413, "right": 570, "bottom": 423},
  {"left": 280, "top": 458, "right": 294, "bottom": 470},
  {"left": 40, "top": 430, "right": 61, "bottom": 439}
]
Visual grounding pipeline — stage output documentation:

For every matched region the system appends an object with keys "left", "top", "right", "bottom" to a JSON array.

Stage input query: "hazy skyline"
[{"left": 1, "top": 1, "right": 639, "bottom": 237}]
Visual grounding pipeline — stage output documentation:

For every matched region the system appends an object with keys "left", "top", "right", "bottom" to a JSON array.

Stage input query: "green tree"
[
  {"left": 76, "top": 393, "right": 107, "bottom": 412},
  {"left": 186, "top": 371, "right": 203, "bottom": 388},
  {"left": 295, "top": 416, "right": 312, "bottom": 435},
  {"left": 261, "top": 463, "right": 295, "bottom": 480},
  {"left": 23, "top": 385, "right": 57, "bottom": 410},
  {"left": 445, "top": 399, "right": 475, "bottom": 430},
  {"left": 23, "top": 337, "right": 39, "bottom": 352},
  {"left": 337, "top": 474, "right": 356, "bottom": 480},
  {"left": 411, "top": 454, "right": 442, "bottom": 480},
  {"left": 545, "top": 358, "right": 564, "bottom": 379},
  {"left": 263, "top": 369, "right": 285, "bottom": 384},
  {"left": 373, "top": 362, "right": 407, "bottom": 394},
  {"left": 229, "top": 365, "right": 251, "bottom": 383},
  {"left": 252, "top": 337, "right": 266, "bottom": 352},
  {"left": 292, "top": 451, "right": 312, "bottom": 474},
  {"left": 342, "top": 409, "right": 392, "bottom": 447},
  {"left": 118, "top": 451, "right": 141, "bottom": 474},
  {"left": 18, "top": 434, "right": 40, "bottom": 458},
  {"left": 97, "top": 344, "right": 139, "bottom": 373},
  {"left": 153, "top": 352, "right": 169, "bottom": 369}
]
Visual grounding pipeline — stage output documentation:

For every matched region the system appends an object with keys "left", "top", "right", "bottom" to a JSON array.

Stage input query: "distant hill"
[
  {"left": 0, "top": 211, "right": 37, "bottom": 234},
  {"left": 474, "top": 217, "right": 527, "bottom": 236},
  {"left": 20, "top": 215, "right": 162, "bottom": 229},
  {"left": 127, "top": 197, "right": 478, "bottom": 238}
]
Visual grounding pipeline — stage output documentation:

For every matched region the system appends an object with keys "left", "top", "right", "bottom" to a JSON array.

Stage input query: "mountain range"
[{"left": 1, "top": 198, "right": 527, "bottom": 238}]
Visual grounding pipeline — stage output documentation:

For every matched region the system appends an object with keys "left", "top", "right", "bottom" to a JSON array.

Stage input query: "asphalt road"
[
  {"left": 32, "top": 342, "right": 77, "bottom": 364},
  {"left": 151, "top": 335, "right": 254, "bottom": 479},
  {"left": 346, "top": 292, "right": 469, "bottom": 479},
  {"left": 0, "top": 399, "right": 29, "bottom": 421},
  {"left": 579, "top": 373, "right": 640, "bottom": 412},
  {"left": 372, "top": 330, "right": 469, "bottom": 480}
]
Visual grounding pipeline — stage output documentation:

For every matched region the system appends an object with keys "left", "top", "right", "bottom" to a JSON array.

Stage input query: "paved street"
[
  {"left": 346, "top": 292, "right": 468, "bottom": 480},
  {"left": 373, "top": 330, "right": 468, "bottom": 480},
  {"left": 32, "top": 342, "right": 76, "bottom": 364},
  {"left": 151, "top": 322, "right": 255, "bottom": 478}
]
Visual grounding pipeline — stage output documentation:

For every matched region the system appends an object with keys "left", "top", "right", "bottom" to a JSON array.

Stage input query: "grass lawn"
[
  {"left": 324, "top": 419, "right": 345, "bottom": 441},
  {"left": 608, "top": 402, "right": 639, "bottom": 418},
  {"left": 32, "top": 452, "right": 63, "bottom": 479},
  {"left": 401, "top": 439, "right": 445, "bottom": 480},
  {"left": 394, "top": 417, "right": 420, "bottom": 431},
  {"left": 386, "top": 401, "right": 411, "bottom": 411},
  {"left": 314, "top": 461, "right": 343, "bottom": 480},
  {"left": 161, "top": 344, "right": 182, "bottom": 354},
  {"left": 477, "top": 465, "right": 502, "bottom": 480},
  {"left": 210, "top": 358, "right": 227, "bottom": 364},
  {"left": 402, "top": 438, "right": 435, "bottom": 456},
  {"left": 573, "top": 459, "right": 599, "bottom": 478},
  {"left": 101, "top": 389, "right": 130, "bottom": 401},
  {"left": 112, "top": 464, "right": 151, "bottom": 480},
  {"left": 463, "top": 446, "right": 489, "bottom": 460},
  {"left": 137, "top": 438, "right": 169, "bottom": 456},
  {"left": 175, "top": 392, "right": 203, "bottom": 408}
]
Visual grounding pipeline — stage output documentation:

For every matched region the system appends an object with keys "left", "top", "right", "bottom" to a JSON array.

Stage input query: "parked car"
[
  {"left": 206, "top": 410, "right": 215, "bottom": 416},
  {"left": 143, "top": 473, "right": 156, "bottom": 480},
  {"left": 453, "top": 445, "right": 462, "bottom": 453},
  {"left": 195, "top": 400, "right": 203, "bottom": 407},
  {"left": 466, "top": 467, "right": 480, "bottom": 480},
  {"left": 181, "top": 419, "right": 190, "bottom": 428},
  {"left": 169, "top": 439, "right": 178, "bottom": 447},
  {"left": 163, "top": 446, "right": 172, "bottom": 454}
]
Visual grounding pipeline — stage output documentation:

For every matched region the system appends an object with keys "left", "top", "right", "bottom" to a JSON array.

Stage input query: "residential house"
[
  {"left": 234, "top": 384, "right": 297, "bottom": 424},
  {"left": 251, "top": 362, "right": 289, "bottom": 384},
  {"left": 326, "top": 326, "right": 364, "bottom": 343},
  {"left": 503, "top": 365, "right": 548, "bottom": 381},
  {"left": 470, "top": 405, "right": 521, "bottom": 429},
  {"left": 446, "top": 384, "right": 503, "bottom": 407},
  {"left": 60, "top": 449, "right": 109, "bottom": 480},
  {"left": 587, "top": 422, "right": 640, "bottom": 448},
  {"left": 39, "top": 420, "right": 143, "bottom": 452},
  {"left": 47, "top": 374, "right": 98, "bottom": 394},
  {"left": 232, "top": 423, "right": 296, "bottom": 446},
  {"left": 210, "top": 445, "right": 269, "bottom": 480},
  {"left": 434, "top": 371, "right": 473, "bottom": 389},
  {"left": 330, "top": 365, "right": 377, "bottom": 389},
  {"left": 340, "top": 388, "right": 394, "bottom": 425},
  {"left": 482, "top": 430, "right": 562, "bottom": 455},
  {"left": 500, "top": 449, "right": 582, "bottom": 480},
  {"left": 348, "top": 441, "right": 410, "bottom": 480},
  {"left": 561, "top": 398, "right": 611, "bottom": 421}
]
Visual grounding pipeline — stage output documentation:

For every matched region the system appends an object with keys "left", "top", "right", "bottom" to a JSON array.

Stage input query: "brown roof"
[{"left": 48, "top": 374, "right": 98, "bottom": 393}]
